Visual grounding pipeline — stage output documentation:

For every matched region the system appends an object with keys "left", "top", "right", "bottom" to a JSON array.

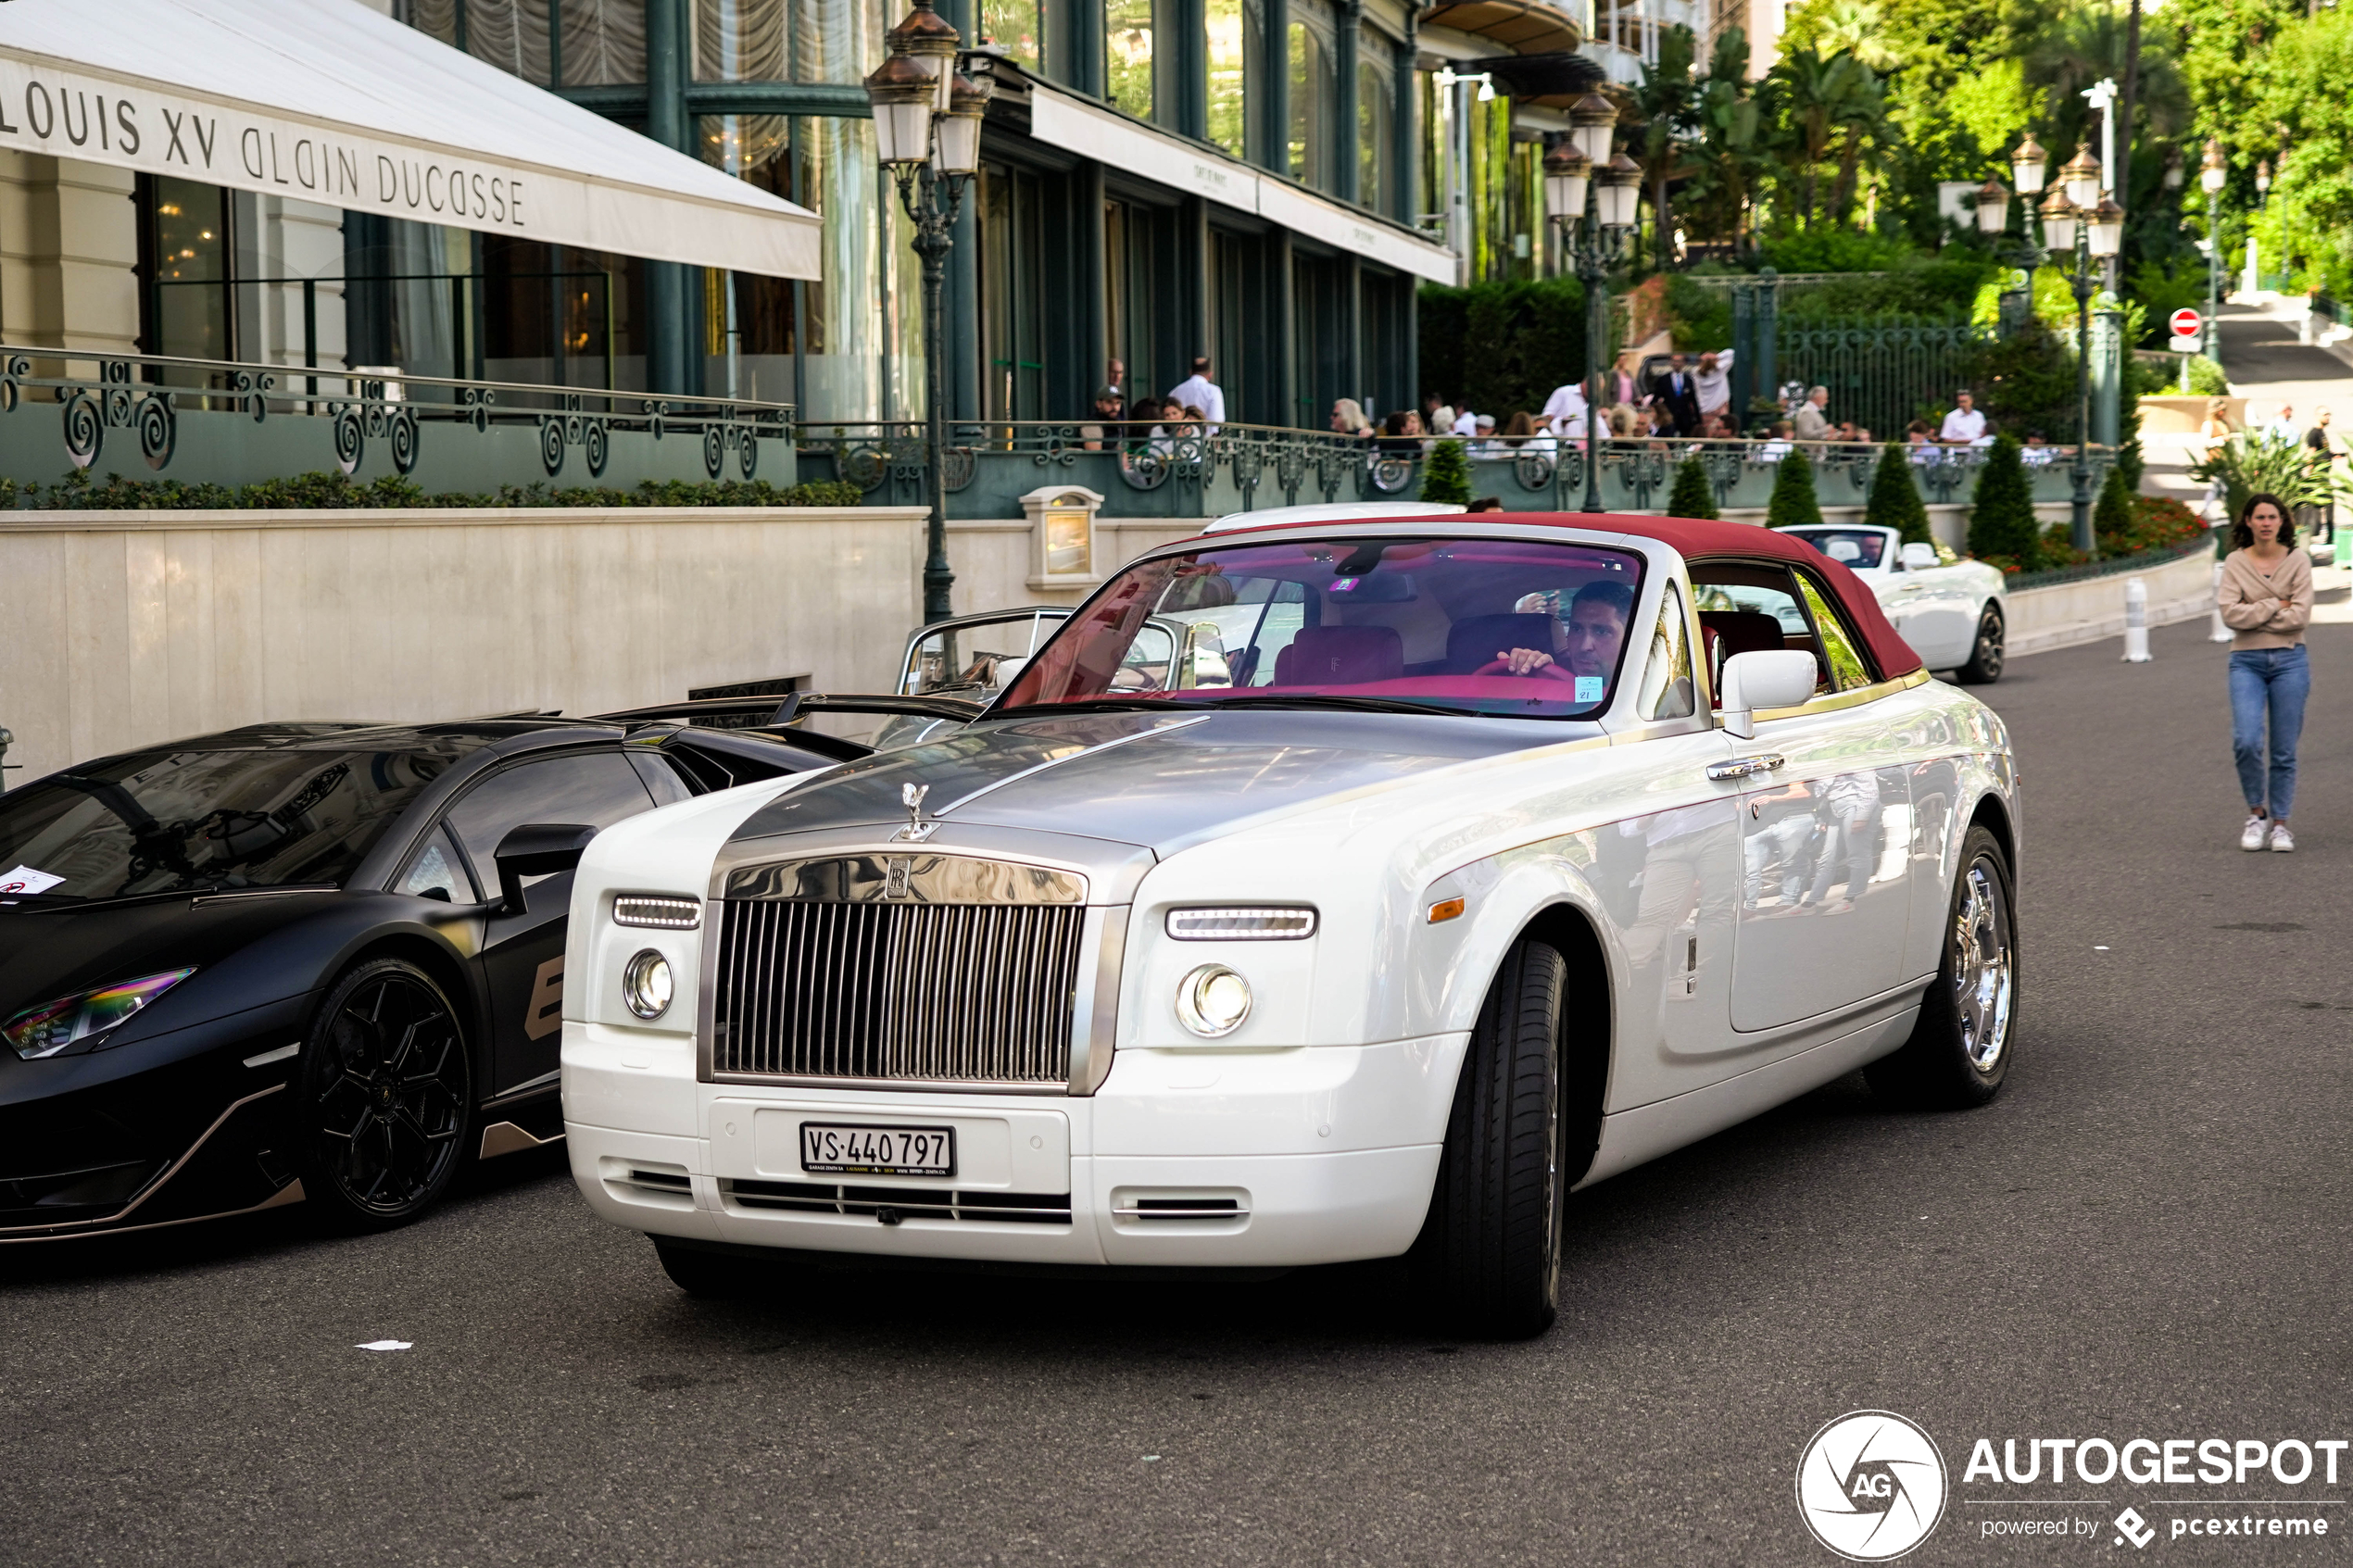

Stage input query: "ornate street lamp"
[
  {"left": 1543, "top": 105, "right": 1640, "bottom": 514},
  {"left": 1974, "top": 176, "right": 2012, "bottom": 238},
  {"left": 2009, "top": 133, "right": 2048, "bottom": 196},
  {"left": 2200, "top": 139, "right": 2228, "bottom": 358},
  {"left": 2060, "top": 146, "right": 2103, "bottom": 209},
  {"left": 864, "top": 1, "right": 993, "bottom": 623},
  {"left": 2039, "top": 186, "right": 2123, "bottom": 551}
]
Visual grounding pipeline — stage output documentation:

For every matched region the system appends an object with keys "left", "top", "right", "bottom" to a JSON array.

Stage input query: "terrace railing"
[
  {"left": 0, "top": 345, "right": 794, "bottom": 495},
  {"left": 798, "top": 421, "right": 2108, "bottom": 520}
]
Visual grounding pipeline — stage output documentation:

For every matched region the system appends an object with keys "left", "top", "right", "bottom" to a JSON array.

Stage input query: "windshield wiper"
[
  {"left": 986, "top": 696, "right": 1220, "bottom": 720},
  {"left": 1188, "top": 693, "right": 1469, "bottom": 717}
]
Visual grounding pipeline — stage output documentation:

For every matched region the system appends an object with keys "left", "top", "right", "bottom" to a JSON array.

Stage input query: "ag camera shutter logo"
[{"left": 1797, "top": 1411, "right": 1949, "bottom": 1561}]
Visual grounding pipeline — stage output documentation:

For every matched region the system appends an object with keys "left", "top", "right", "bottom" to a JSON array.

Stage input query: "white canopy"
[{"left": 0, "top": 0, "right": 821, "bottom": 279}]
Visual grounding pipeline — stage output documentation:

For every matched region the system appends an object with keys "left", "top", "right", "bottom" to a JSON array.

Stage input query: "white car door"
[
  {"left": 1697, "top": 564, "right": 1915, "bottom": 1034},
  {"left": 1895, "top": 563, "right": 1980, "bottom": 670}
]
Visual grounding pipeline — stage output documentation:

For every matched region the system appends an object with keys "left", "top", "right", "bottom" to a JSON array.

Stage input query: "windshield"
[
  {"left": 1783, "top": 529, "right": 1887, "bottom": 570},
  {"left": 0, "top": 745, "right": 465, "bottom": 901},
  {"left": 996, "top": 535, "right": 1647, "bottom": 720}
]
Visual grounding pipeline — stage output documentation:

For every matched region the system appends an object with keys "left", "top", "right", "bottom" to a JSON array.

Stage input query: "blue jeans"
[{"left": 2230, "top": 646, "right": 2309, "bottom": 820}]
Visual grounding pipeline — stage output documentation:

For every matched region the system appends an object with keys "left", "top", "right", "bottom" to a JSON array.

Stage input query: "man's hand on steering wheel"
[{"left": 1496, "top": 646, "right": 1554, "bottom": 676}]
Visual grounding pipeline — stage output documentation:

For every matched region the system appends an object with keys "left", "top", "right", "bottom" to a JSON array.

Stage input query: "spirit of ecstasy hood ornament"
[{"left": 896, "top": 782, "right": 937, "bottom": 842}]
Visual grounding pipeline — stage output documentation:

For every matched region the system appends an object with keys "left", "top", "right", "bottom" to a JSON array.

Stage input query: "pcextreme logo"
[{"left": 1798, "top": 1411, "right": 1951, "bottom": 1561}]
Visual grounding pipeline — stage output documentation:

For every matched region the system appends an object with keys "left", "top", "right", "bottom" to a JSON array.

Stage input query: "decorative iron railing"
[
  {"left": 797, "top": 421, "right": 2106, "bottom": 521},
  {"left": 797, "top": 420, "right": 1423, "bottom": 520},
  {"left": 0, "top": 345, "right": 793, "bottom": 495},
  {"left": 1770, "top": 322, "right": 1991, "bottom": 443}
]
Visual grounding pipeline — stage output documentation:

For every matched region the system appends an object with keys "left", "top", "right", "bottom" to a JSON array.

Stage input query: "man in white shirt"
[
  {"left": 1693, "top": 352, "right": 1730, "bottom": 424},
  {"left": 2266, "top": 402, "right": 2300, "bottom": 442},
  {"left": 1451, "top": 408, "right": 1480, "bottom": 438},
  {"left": 1167, "top": 357, "right": 1226, "bottom": 432},
  {"left": 1541, "top": 380, "right": 1589, "bottom": 440},
  {"left": 1792, "top": 386, "right": 1832, "bottom": 442},
  {"left": 1937, "top": 390, "right": 1988, "bottom": 445}
]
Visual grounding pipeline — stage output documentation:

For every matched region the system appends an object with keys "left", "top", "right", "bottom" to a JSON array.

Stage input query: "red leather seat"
[{"left": 1273, "top": 625, "right": 1404, "bottom": 685}]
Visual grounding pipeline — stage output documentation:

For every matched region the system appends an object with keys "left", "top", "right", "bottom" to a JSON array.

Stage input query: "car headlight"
[
  {"left": 3, "top": 969, "right": 198, "bottom": 1060},
  {"left": 1165, "top": 906, "right": 1316, "bottom": 940},
  {"left": 1175, "top": 963, "right": 1252, "bottom": 1037},
  {"left": 622, "top": 950, "right": 673, "bottom": 1021}
]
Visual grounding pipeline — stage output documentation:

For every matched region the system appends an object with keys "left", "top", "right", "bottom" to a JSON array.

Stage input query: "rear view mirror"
[
  {"left": 492, "top": 822, "right": 598, "bottom": 916},
  {"left": 1718, "top": 649, "right": 1820, "bottom": 739},
  {"left": 1898, "top": 542, "right": 1940, "bottom": 571}
]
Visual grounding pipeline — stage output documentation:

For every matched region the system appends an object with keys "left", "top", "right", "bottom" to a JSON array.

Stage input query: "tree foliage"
[
  {"left": 1766, "top": 449, "right": 1827, "bottom": 529},
  {"left": 1420, "top": 439, "right": 1475, "bottom": 506},
  {"left": 1667, "top": 455, "right": 1721, "bottom": 519},
  {"left": 1966, "top": 434, "right": 2041, "bottom": 568},
  {"left": 1865, "top": 442, "right": 1933, "bottom": 543},
  {"left": 1417, "top": 276, "right": 1586, "bottom": 421}
]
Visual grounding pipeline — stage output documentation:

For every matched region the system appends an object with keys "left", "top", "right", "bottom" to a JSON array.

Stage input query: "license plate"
[{"left": 799, "top": 1123, "right": 956, "bottom": 1178}]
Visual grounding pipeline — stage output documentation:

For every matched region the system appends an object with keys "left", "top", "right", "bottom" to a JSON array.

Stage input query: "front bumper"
[{"left": 562, "top": 1022, "right": 1467, "bottom": 1269}]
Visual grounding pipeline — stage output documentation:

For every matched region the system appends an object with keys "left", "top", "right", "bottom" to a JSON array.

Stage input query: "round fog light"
[
  {"left": 622, "top": 950, "right": 673, "bottom": 1021},
  {"left": 1176, "top": 963, "right": 1252, "bottom": 1037}
]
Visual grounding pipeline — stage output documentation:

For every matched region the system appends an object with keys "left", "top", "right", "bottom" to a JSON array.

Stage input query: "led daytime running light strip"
[
  {"left": 1165, "top": 907, "right": 1317, "bottom": 941},
  {"left": 614, "top": 895, "right": 702, "bottom": 930}
]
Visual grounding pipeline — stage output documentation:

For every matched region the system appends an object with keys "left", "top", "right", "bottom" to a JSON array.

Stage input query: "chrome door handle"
[{"left": 1707, "top": 753, "right": 1785, "bottom": 781}]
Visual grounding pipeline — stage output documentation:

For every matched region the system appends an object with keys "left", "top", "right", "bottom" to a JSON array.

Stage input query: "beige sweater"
[{"left": 2218, "top": 547, "right": 2315, "bottom": 649}]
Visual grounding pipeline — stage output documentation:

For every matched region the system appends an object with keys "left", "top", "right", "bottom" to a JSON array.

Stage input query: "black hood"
[
  {"left": 0, "top": 891, "right": 343, "bottom": 1035},
  {"left": 729, "top": 709, "right": 1580, "bottom": 854}
]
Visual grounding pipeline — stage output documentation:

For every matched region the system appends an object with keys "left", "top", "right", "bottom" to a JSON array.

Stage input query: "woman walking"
[{"left": 2218, "top": 493, "right": 2315, "bottom": 850}]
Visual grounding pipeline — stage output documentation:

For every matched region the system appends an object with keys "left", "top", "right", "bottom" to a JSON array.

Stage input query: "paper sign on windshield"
[{"left": 0, "top": 866, "right": 65, "bottom": 895}]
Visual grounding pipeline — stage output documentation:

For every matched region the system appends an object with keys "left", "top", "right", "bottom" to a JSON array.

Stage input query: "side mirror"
[
  {"left": 1718, "top": 649, "right": 1820, "bottom": 739},
  {"left": 492, "top": 822, "right": 598, "bottom": 916},
  {"left": 1898, "top": 542, "right": 1940, "bottom": 571}
]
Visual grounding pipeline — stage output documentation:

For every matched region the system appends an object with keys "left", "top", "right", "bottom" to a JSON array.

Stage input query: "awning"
[
  {"left": 1421, "top": 0, "right": 1585, "bottom": 56},
  {"left": 1025, "top": 85, "right": 1457, "bottom": 283},
  {"left": 0, "top": 0, "right": 820, "bottom": 279}
]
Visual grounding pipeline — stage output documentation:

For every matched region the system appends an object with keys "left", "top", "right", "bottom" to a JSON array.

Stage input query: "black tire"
[
  {"left": 1409, "top": 939, "right": 1567, "bottom": 1340},
  {"left": 652, "top": 1236, "right": 758, "bottom": 1298},
  {"left": 293, "top": 957, "right": 474, "bottom": 1232},
  {"left": 1954, "top": 604, "right": 2005, "bottom": 684},
  {"left": 1868, "top": 825, "right": 2018, "bottom": 1109}
]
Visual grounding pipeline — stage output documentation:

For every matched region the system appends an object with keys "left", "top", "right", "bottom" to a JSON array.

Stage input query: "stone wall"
[{"left": 0, "top": 505, "right": 925, "bottom": 782}]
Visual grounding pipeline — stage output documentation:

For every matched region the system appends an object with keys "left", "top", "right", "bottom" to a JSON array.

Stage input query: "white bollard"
[
  {"left": 2210, "top": 558, "right": 2234, "bottom": 643},
  {"left": 2122, "top": 576, "right": 2153, "bottom": 662}
]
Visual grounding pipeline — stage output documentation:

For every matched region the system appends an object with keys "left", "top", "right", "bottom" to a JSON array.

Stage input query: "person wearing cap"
[
  {"left": 1080, "top": 385, "right": 1126, "bottom": 450},
  {"left": 1471, "top": 413, "right": 1503, "bottom": 456}
]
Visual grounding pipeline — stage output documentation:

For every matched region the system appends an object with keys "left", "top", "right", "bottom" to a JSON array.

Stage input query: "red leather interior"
[
  {"left": 1273, "top": 625, "right": 1405, "bottom": 685},
  {"left": 1444, "top": 612, "right": 1561, "bottom": 673}
]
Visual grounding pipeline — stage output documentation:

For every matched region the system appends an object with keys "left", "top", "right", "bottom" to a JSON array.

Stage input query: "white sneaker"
[
  {"left": 2270, "top": 824, "right": 2296, "bottom": 852},
  {"left": 2242, "top": 816, "right": 2271, "bottom": 850}
]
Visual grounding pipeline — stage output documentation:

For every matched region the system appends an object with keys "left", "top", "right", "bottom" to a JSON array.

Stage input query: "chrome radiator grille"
[{"left": 711, "top": 899, "right": 1085, "bottom": 1085}]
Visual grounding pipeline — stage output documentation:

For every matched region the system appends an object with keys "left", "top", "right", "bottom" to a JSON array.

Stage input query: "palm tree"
[
  {"left": 1682, "top": 29, "right": 1768, "bottom": 252},
  {"left": 1629, "top": 26, "right": 1701, "bottom": 269},
  {"left": 1806, "top": 0, "right": 1900, "bottom": 71},
  {"left": 1771, "top": 47, "right": 1879, "bottom": 228}
]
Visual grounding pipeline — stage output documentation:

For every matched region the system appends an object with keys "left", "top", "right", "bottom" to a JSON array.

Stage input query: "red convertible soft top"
[{"left": 1193, "top": 509, "right": 1924, "bottom": 682}]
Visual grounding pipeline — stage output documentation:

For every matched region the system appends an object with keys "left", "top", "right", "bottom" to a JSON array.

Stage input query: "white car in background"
[{"left": 1776, "top": 524, "right": 2008, "bottom": 683}]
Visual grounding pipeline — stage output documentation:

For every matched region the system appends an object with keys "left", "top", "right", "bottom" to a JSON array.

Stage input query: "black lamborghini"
[{"left": 0, "top": 694, "right": 977, "bottom": 1242}]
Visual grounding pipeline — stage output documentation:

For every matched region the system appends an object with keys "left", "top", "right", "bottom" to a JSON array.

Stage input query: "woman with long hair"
[{"left": 2218, "top": 492, "right": 2315, "bottom": 850}]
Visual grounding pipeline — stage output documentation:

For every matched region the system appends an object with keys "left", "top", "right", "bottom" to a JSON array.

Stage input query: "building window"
[
  {"left": 982, "top": 0, "right": 1046, "bottom": 72},
  {"left": 695, "top": 0, "right": 787, "bottom": 81},
  {"left": 1356, "top": 54, "right": 1390, "bottom": 213},
  {"left": 1106, "top": 0, "right": 1154, "bottom": 119},
  {"left": 978, "top": 164, "right": 1047, "bottom": 419},
  {"left": 405, "top": 1, "right": 646, "bottom": 88},
  {"left": 1288, "top": 0, "right": 1336, "bottom": 192},
  {"left": 138, "top": 175, "right": 233, "bottom": 361},
  {"left": 698, "top": 114, "right": 799, "bottom": 402},
  {"left": 1204, "top": 0, "right": 1261, "bottom": 159}
]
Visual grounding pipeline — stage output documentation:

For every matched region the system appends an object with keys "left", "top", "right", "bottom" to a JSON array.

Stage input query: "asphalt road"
[{"left": 6, "top": 621, "right": 2350, "bottom": 1567}]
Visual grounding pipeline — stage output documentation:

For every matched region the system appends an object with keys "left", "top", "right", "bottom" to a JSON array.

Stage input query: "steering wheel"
[{"left": 1472, "top": 657, "right": 1579, "bottom": 684}]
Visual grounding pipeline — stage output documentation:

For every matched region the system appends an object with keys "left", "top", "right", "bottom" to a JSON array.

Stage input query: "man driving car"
[{"left": 1492, "top": 581, "right": 1634, "bottom": 684}]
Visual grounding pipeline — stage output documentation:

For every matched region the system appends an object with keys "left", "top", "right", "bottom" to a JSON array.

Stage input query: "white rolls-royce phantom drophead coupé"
[{"left": 560, "top": 512, "right": 2020, "bottom": 1337}]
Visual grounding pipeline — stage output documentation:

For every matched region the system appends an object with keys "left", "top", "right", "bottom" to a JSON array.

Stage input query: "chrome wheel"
[
  {"left": 308, "top": 966, "right": 469, "bottom": 1219},
  {"left": 1952, "top": 855, "right": 2014, "bottom": 1072},
  {"left": 1957, "top": 608, "right": 2005, "bottom": 684}
]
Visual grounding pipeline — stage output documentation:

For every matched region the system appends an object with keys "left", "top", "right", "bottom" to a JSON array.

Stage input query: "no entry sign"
[{"left": 2170, "top": 307, "right": 2203, "bottom": 339}]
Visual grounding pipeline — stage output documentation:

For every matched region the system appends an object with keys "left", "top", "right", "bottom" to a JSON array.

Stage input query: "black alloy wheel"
[
  {"left": 1955, "top": 605, "right": 2006, "bottom": 684},
  {"left": 296, "top": 958, "right": 473, "bottom": 1230},
  {"left": 1867, "top": 824, "right": 2018, "bottom": 1109},
  {"left": 1409, "top": 938, "right": 1567, "bottom": 1340}
]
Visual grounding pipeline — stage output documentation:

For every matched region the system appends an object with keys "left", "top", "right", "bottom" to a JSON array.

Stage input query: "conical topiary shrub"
[
  {"left": 1865, "top": 441, "right": 1932, "bottom": 546},
  {"left": 1966, "top": 433, "right": 2040, "bottom": 569},
  {"left": 1765, "top": 447, "right": 1825, "bottom": 531},
  {"left": 1666, "top": 455, "right": 1719, "bottom": 520},
  {"left": 1421, "top": 438, "right": 1473, "bottom": 505},
  {"left": 2093, "top": 462, "right": 2135, "bottom": 558}
]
